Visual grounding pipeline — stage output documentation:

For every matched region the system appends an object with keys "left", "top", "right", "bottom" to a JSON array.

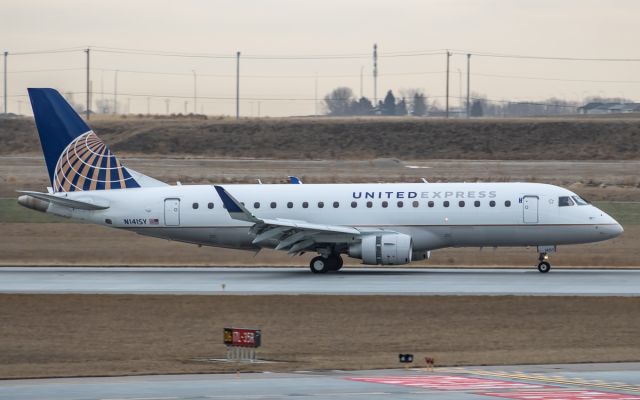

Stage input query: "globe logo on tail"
[{"left": 52, "top": 131, "right": 140, "bottom": 192}]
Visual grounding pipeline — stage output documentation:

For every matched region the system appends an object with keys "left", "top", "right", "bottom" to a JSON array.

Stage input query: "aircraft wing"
[{"left": 214, "top": 185, "right": 360, "bottom": 254}]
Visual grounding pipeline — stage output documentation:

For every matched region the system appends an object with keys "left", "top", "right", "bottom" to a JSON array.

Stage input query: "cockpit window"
[
  {"left": 558, "top": 196, "right": 575, "bottom": 207},
  {"left": 572, "top": 196, "right": 589, "bottom": 206}
]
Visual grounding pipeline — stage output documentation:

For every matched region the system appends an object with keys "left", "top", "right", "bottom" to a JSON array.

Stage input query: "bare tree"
[{"left": 324, "top": 87, "right": 355, "bottom": 116}]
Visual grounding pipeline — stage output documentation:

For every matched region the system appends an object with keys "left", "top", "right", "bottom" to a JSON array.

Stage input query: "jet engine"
[{"left": 348, "top": 233, "right": 413, "bottom": 265}]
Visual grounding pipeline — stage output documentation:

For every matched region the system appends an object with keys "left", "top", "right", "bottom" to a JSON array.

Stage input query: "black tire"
[
  {"left": 329, "top": 256, "right": 344, "bottom": 271},
  {"left": 310, "top": 256, "right": 330, "bottom": 274},
  {"left": 537, "top": 261, "right": 551, "bottom": 273}
]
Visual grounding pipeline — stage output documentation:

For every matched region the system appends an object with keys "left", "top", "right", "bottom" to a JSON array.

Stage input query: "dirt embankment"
[
  {"left": 1, "top": 294, "right": 638, "bottom": 379},
  {"left": 2, "top": 116, "right": 639, "bottom": 160}
]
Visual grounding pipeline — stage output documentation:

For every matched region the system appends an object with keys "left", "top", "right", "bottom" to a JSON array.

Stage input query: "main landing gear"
[
  {"left": 309, "top": 254, "right": 343, "bottom": 273},
  {"left": 537, "top": 252, "right": 551, "bottom": 273}
]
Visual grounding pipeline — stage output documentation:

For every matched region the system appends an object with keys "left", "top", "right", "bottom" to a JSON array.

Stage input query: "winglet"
[
  {"left": 288, "top": 176, "right": 303, "bottom": 184},
  {"left": 214, "top": 185, "right": 259, "bottom": 223}
]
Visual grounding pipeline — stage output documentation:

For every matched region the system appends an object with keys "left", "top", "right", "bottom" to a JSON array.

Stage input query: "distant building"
[{"left": 578, "top": 102, "right": 640, "bottom": 114}]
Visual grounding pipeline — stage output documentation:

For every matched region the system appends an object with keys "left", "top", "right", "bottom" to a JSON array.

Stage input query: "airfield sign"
[{"left": 223, "top": 327, "right": 261, "bottom": 348}]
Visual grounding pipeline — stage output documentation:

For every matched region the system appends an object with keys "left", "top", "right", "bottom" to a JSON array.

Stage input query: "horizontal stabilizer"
[{"left": 17, "top": 191, "right": 109, "bottom": 210}]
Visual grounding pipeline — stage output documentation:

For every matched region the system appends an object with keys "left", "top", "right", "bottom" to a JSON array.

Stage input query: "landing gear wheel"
[
  {"left": 329, "top": 256, "right": 344, "bottom": 271},
  {"left": 537, "top": 261, "right": 551, "bottom": 273},
  {"left": 310, "top": 256, "right": 330, "bottom": 274}
]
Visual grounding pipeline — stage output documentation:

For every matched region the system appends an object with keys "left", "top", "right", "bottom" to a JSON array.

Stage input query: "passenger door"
[
  {"left": 522, "top": 196, "right": 539, "bottom": 224},
  {"left": 164, "top": 198, "right": 180, "bottom": 226}
]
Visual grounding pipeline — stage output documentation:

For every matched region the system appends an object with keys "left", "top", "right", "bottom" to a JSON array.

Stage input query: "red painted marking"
[
  {"left": 347, "top": 375, "right": 544, "bottom": 391},
  {"left": 479, "top": 390, "right": 640, "bottom": 400}
]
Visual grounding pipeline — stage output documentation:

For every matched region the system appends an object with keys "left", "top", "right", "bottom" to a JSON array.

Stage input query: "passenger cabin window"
[
  {"left": 558, "top": 196, "right": 574, "bottom": 207},
  {"left": 270, "top": 202, "right": 277, "bottom": 209},
  {"left": 505, "top": 200, "right": 511, "bottom": 207},
  {"left": 254, "top": 202, "right": 260, "bottom": 209},
  {"left": 412, "top": 201, "right": 419, "bottom": 208},
  {"left": 382, "top": 201, "right": 388, "bottom": 208},
  {"left": 428, "top": 201, "right": 434, "bottom": 208},
  {"left": 333, "top": 201, "right": 340, "bottom": 208},
  {"left": 192, "top": 202, "right": 199, "bottom": 209},
  {"left": 459, "top": 201, "right": 465, "bottom": 207},
  {"left": 302, "top": 202, "right": 309, "bottom": 208},
  {"left": 366, "top": 201, "right": 373, "bottom": 208},
  {"left": 443, "top": 201, "right": 450, "bottom": 208},
  {"left": 489, "top": 200, "right": 496, "bottom": 207},
  {"left": 351, "top": 201, "right": 357, "bottom": 208},
  {"left": 207, "top": 202, "right": 214, "bottom": 209},
  {"left": 397, "top": 201, "right": 404, "bottom": 208},
  {"left": 474, "top": 200, "right": 480, "bottom": 207},
  {"left": 572, "top": 196, "right": 589, "bottom": 206},
  {"left": 287, "top": 202, "right": 293, "bottom": 209},
  {"left": 318, "top": 201, "right": 324, "bottom": 208}
]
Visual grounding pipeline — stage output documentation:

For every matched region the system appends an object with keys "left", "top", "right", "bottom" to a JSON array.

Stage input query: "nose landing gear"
[{"left": 537, "top": 252, "right": 551, "bottom": 273}]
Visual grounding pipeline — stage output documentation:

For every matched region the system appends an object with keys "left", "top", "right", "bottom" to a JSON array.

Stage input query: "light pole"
[
  {"left": 236, "top": 51, "right": 240, "bottom": 119},
  {"left": 360, "top": 66, "right": 364, "bottom": 98},
  {"left": 373, "top": 44, "right": 378, "bottom": 104},
  {"left": 85, "top": 48, "right": 90, "bottom": 120},
  {"left": 457, "top": 68, "right": 462, "bottom": 112},
  {"left": 445, "top": 51, "right": 451, "bottom": 118},
  {"left": 466, "top": 54, "right": 471, "bottom": 118},
  {"left": 113, "top": 70, "right": 119, "bottom": 115},
  {"left": 100, "top": 69, "right": 104, "bottom": 114},
  {"left": 192, "top": 70, "right": 197, "bottom": 114},
  {"left": 3, "top": 51, "right": 7, "bottom": 114}
]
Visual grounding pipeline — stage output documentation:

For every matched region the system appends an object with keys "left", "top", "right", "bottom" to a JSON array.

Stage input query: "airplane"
[{"left": 17, "top": 88, "right": 624, "bottom": 274}]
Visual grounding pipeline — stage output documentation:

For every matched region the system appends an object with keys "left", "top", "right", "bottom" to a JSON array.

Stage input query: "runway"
[
  {"left": 2, "top": 363, "right": 639, "bottom": 400},
  {"left": 1, "top": 267, "right": 639, "bottom": 296}
]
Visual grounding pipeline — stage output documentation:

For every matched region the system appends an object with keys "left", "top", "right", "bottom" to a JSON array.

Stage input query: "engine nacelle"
[{"left": 349, "top": 233, "right": 413, "bottom": 265}]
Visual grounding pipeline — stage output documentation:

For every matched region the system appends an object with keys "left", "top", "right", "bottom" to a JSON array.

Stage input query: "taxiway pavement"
[
  {"left": 0, "top": 267, "right": 638, "bottom": 296},
  {"left": 1, "top": 363, "right": 639, "bottom": 400}
]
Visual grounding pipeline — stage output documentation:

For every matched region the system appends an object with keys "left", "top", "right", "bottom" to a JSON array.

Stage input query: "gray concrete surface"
[
  {"left": 1, "top": 363, "right": 639, "bottom": 400},
  {"left": 0, "top": 267, "right": 639, "bottom": 296}
]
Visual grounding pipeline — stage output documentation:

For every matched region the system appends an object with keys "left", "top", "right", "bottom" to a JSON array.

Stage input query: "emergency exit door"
[
  {"left": 164, "top": 199, "right": 180, "bottom": 226},
  {"left": 522, "top": 196, "right": 539, "bottom": 224}
]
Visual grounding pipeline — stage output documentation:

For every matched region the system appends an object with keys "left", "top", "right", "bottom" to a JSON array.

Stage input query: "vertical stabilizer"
[{"left": 28, "top": 88, "right": 142, "bottom": 192}]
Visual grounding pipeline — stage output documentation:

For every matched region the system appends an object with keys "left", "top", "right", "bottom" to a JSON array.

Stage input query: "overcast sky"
[{"left": 2, "top": 0, "right": 639, "bottom": 116}]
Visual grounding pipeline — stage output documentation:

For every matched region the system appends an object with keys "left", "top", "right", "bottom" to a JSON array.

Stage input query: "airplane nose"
[
  {"left": 593, "top": 209, "right": 624, "bottom": 239},
  {"left": 602, "top": 218, "right": 624, "bottom": 239},
  {"left": 613, "top": 222, "right": 624, "bottom": 237}
]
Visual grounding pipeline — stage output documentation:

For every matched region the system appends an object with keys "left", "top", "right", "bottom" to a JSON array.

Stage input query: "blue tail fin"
[{"left": 28, "top": 88, "right": 140, "bottom": 192}]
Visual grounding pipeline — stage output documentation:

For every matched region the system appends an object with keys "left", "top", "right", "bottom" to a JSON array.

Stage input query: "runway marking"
[
  {"left": 437, "top": 368, "right": 640, "bottom": 394},
  {"left": 347, "top": 375, "right": 544, "bottom": 391},
  {"left": 479, "top": 390, "right": 640, "bottom": 400}
]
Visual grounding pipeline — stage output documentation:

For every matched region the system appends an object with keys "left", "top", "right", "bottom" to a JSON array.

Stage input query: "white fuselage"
[{"left": 49, "top": 182, "right": 623, "bottom": 256}]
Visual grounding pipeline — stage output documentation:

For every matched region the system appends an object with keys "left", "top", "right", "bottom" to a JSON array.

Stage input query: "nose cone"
[
  {"left": 601, "top": 213, "right": 624, "bottom": 239},
  {"left": 611, "top": 221, "right": 624, "bottom": 237}
]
